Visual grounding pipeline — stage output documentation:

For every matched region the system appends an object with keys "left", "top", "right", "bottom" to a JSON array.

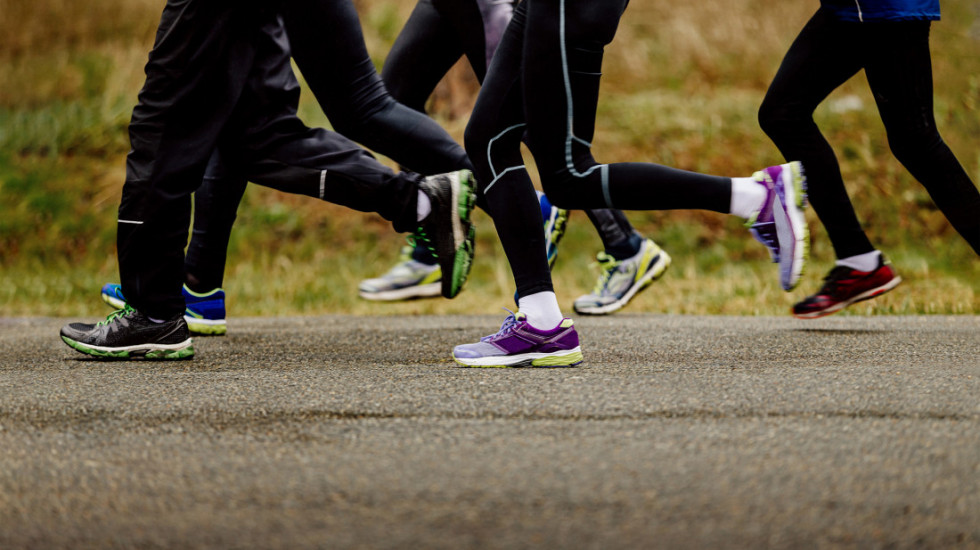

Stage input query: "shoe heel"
[
  {"left": 791, "top": 161, "right": 807, "bottom": 209},
  {"left": 457, "top": 170, "right": 476, "bottom": 220}
]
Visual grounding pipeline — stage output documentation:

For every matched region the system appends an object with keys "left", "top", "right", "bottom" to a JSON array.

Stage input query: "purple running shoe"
[
  {"left": 453, "top": 311, "right": 583, "bottom": 368},
  {"left": 746, "top": 161, "right": 809, "bottom": 291}
]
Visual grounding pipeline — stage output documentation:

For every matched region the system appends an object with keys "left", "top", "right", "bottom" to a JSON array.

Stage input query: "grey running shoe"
[
  {"left": 358, "top": 245, "right": 442, "bottom": 301},
  {"left": 413, "top": 170, "right": 477, "bottom": 299},
  {"left": 573, "top": 238, "right": 671, "bottom": 315},
  {"left": 60, "top": 305, "right": 194, "bottom": 360}
]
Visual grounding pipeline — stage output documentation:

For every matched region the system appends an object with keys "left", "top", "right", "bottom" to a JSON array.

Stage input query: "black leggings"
[
  {"left": 465, "top": 0, "right": 732, "bottom": 298},
  {"left": 120, "top": 4, "right": 428, "bottom": 318},
  {"left": 382, "top": 0, "right": 500, "bottom": 112},
  {"left": 759, "top": 7, "right": 980, "bottom": 258},
  {"left": 184, "top": 2, "right": 475, "bottom": 289},
  {"left": 384, "top": 0, "right": 642, "bottom": 262}
]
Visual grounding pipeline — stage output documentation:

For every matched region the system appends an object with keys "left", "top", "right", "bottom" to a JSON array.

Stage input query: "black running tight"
[
  {"left": 465, "top": 0, "right": 732, "bottom": 297},
  {"left": 759, "top": 7, "right": 980, "bottom": 258}
]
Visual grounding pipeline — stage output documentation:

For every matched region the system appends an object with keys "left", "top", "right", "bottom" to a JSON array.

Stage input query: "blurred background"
[{"left": 1, "top": 0, "right": 977, "bottom": 317}]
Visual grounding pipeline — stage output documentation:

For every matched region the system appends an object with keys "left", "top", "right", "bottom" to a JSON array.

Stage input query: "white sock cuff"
[
  {"left": 416, "top": 189, "right": 432, "bottom": 222},
  {"left": 730, "top": 176, "right": 768, "bottom": 220},
  {"left": 836, "top": 250, "right": 881, "bottom": 272},
  {"left": 518, "top": 291, "right": 564, "bottom": 330}
]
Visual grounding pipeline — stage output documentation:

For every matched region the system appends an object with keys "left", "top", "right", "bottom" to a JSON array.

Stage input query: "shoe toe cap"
[
  {"left": 358, "top": 280, "right": 384, "bottom": 292},
  {"left": 573, "top": 295, "right": 610, "bottom": 310},
  {"left": 60, "top": 322, "right": 94, "bottom": 340},
  {"left": 453, "top": 345, "right": 482, "bottom": 359},
  {"left": 453, "top": 341, "right": 501, "bottom": 359}
]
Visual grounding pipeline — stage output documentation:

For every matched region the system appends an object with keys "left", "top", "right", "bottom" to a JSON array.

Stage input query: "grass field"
[{"left": 1, "top": 0, "right": 978, "bottom": 317}]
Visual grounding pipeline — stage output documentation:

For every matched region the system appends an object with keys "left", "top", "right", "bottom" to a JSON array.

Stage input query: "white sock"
[
  {"left": 518, "top": 291, "right": 564, "bottom": 330},
  {"left": 729, "top": 176, "right": 768, "bottom": 220},
  {"left": 416, "top": 190, "right": 432, "bottom": 222},
  {"left": 146, "top": 316, "right": 166, "bottom": 324},
  {"left": 837, "top": 250, "right": 881, "bottom": 272}
]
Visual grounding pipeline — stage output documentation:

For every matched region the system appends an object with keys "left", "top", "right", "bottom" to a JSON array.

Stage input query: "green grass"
[{"left": 1, "top": 0, "right": 978, "bottom": 317}]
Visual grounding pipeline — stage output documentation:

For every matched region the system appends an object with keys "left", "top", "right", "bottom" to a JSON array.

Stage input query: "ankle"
[
  {"left": 730, "top": 176, "right": 768, "bottom": 220},
  {"left": 518, "top": 291, "right": 564, "bottom": 330},
  {"left": 836, "top": 250, "right": 881, "bottom": 272},
  {"left": 605, "top": 232, "right": 644, "bottom": 261}
]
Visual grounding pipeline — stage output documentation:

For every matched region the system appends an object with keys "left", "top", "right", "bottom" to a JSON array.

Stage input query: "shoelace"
[
  {"left": 98, "top": 304, "right": 134, "bottom": 327},
  {"left": 482, "top": 309, "right": 520, "bottom": 342},
  {"left": 591, "top": 252, "right": 623, "bottom": 295},
  {"left": 816, "top": 266, "right": 860, "bottom": 295},
  {"left": 407, "top": 230, "right": 438, "bottom": 256}
]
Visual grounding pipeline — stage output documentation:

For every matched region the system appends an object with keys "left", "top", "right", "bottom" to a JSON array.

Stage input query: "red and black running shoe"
[{"left": 792, "top": 256, "right": 901, "bottom": 319}]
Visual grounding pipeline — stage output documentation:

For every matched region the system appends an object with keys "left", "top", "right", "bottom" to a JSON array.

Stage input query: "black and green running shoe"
[
  {"left": 60, "top": 305, "right": 195, "bottom": 360},
  {"left": 413, "top": 169, "right": 477, "bottom": 299}
]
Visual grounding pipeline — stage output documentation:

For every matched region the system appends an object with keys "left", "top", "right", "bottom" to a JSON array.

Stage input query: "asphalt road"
[{"left": 1, "top": 314, "right": 978, "bottom": 549}]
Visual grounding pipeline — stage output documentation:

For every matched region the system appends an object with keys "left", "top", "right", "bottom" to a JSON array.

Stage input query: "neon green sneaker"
[
  {"left": 412, "top": 170, "right": 477, "bottom": 299},
  {"left": 61, "top": 305, "right": 194, "bottom": 360}
]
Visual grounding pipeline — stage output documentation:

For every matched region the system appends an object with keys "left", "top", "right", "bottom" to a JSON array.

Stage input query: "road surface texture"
[{"left": 1, "top": 314, "right": 978, "bottom": 549}]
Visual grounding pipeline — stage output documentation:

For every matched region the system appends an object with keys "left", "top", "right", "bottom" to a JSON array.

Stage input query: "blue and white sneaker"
[
  {"left": 573, "top": 237, "right": 671, "bottom": 315},
  {"left": 100, "top": 283, "right": 227, "bottom": 336},
  {"left": 538, "top": 191, "right": 569, "bottom": 268}
]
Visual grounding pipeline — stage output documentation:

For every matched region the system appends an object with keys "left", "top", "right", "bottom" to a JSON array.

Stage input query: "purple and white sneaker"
[
  {"left": 453, "top": 311, "right": 584, "bottom": 368},
  {"left": 746, "top": 161, "right": 809, "bottom": 291}
]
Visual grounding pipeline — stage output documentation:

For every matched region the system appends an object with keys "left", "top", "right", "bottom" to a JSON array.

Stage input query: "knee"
[
  {"left": 886, "top": 124, "right": 942, "bottom": 164},
  {"left": 464, "top": 118, "right": 522, "bottom": 170},
  {"left": 463, "top": 122, "right": 487, "bottom": 159},
  {"left": 757, "top": 92, "right": 815, "bottom": 139},
  {"left": 539, "top": 170, "right": 582, "bottom": 209},
  {"left": 758, "top": 97, "right": 790, "bottom": 137},
  {"left": 322, "top": 93, "right": 394, "bottom": 143}
]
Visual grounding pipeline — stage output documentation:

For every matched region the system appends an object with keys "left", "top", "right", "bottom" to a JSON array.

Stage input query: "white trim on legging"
[{"left": 558, "top": 0, "right": 612, "bottom": 208}]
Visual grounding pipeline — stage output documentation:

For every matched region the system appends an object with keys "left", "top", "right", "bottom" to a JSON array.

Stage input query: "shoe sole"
[
  {"left": 358, "top": 282, "right": 442, "bottom": 301},
  {"left": 61, "top": 335, "right": 195, "bottom": 360},
  {"left": 102, "top": 291, "right": 226, "bottom": 336},
  {"left": 440, "top": 170, "right": 477, "bottom": 299},
  {"left": 574, "top": 249, "right": 672, "bottom": 315},
  {"left": 793, "top": 275, "right": 902, "bottom": 319},
  {"left": 454, "top": 347, "right": 584, "bottom": 368},
  {"left": 773, "top": 161, "right": 809, "bottom": 291},
  {"left": 185, "top": 317, "right": 227, "bottom": 336}
]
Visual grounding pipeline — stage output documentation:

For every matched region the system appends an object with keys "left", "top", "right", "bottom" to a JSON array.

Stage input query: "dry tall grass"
[{"left": 1, "top": 0, "right": 978, "bottom": 316}]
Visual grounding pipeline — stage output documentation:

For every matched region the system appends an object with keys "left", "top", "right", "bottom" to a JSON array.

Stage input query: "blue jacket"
[{"left": 821, "top": 0, "right": 940, "bottom": 22}]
